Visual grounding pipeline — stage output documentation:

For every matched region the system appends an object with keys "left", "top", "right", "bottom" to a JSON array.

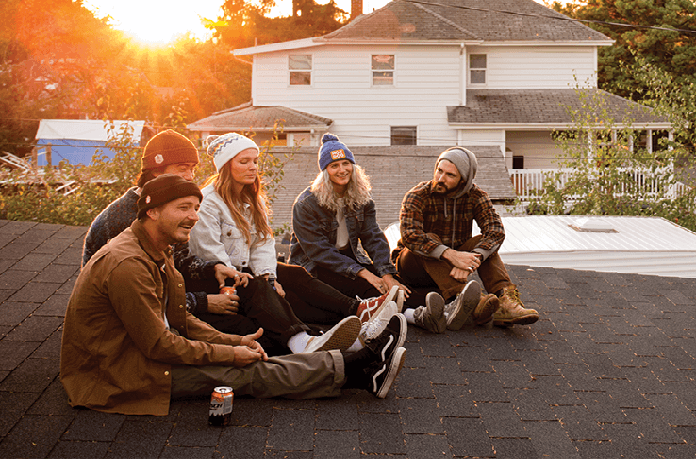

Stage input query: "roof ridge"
[{"left": 411, "top": 0, "right": 480, "bottom": 39}]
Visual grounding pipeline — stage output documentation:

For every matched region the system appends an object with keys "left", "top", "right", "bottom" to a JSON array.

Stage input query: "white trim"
[
  {"left": 450, "top": 123, "right": 673, "bottom": 130},
  {"left": 233, "top": 39, "right": 611, "bottom": 56}
]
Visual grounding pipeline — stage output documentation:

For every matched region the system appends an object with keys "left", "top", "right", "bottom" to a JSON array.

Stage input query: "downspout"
[{"left": 459, "top": 43, "right": 466, "bottom": 106}]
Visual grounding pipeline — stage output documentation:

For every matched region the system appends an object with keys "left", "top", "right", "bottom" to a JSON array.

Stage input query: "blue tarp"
[{"left": 35, "top": 139, "right": 119, "bottom": 166}]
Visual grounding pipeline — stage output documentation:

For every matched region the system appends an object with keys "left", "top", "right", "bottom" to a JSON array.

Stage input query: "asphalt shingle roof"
[
  {"left": 268, "top": 145, "right": 515, "bottom": 231},
  {"left": 324, "top": 0, "right": 611, "bottom": 42},
  {"left": 448, "top": 89, "right": 670, "bottom": 126},
  {"left": 187, "top": 104, "right": 333, "bottom": 132},
  {"left": 2, "top": 219, "right": 696, "bottom": 457}
]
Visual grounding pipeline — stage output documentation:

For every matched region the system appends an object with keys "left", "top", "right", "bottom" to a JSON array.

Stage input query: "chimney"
[{"left": 351, "top": 0, "right": 363, "bottom": 20}]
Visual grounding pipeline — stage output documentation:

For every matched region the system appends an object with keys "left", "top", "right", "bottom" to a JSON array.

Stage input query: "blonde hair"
[
  {"left": 310, "top": 164, "right": 372, "bottom": 213},
  {"left": 203, "top": 162, "right": 273, "bottom": 246}
]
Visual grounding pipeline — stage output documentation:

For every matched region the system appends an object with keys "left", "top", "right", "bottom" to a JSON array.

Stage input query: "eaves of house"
[
  {"left": 449, "top": 89, "right": 671, "bottom": 130},
  {"left": 187, "top": 103, "right": 333, "bottom": 133}
]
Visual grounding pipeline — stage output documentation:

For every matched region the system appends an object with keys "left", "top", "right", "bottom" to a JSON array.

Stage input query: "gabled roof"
[
  {"left": 448, "top": 89, "right": 670, "bottom": 128},
  {"left": 326, "top": 0, "right": 610, "bottom": 43},
  {"left": 187, "top": 104, "right": 332, "bottom": 132},
  {"left": 235, "top": 0, "right": 612, "bottom": 55}
]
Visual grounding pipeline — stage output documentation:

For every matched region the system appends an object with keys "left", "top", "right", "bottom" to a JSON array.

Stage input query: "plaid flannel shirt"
[{"left": 395, "top": 180, "right": 505, "bottom": 261}]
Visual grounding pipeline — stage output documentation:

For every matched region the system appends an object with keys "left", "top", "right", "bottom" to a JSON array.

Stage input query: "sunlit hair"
[
  {"left": 310, "top": 163, "right": 372, "bottom": 213},
  {"left": 202, "top": 161, "right": 273, "bottom": 246}
]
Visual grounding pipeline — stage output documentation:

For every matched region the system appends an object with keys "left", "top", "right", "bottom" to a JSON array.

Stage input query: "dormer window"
[
  {"left": 289, "top": 55, "right": 312, "bottom": 85},
  {"left": 469, "top": 54, "right": 487, "bottom": 84},
  {"left": 372, "top": 55, "right": 394, "bottom": 85}
]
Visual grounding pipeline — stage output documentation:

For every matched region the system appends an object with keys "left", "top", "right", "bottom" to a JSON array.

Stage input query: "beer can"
[
  {"left": 208, "top": 386, "right": 234, "bottom": 426},
  {"left": 220, "top": 286, "right": 236, "bottom": 296}
]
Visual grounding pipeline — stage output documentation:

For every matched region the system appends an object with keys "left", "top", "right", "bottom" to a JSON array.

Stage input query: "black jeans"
[
  {"left": 187, "top": 277, "right": 309, "bottom": 357},
  {"left": 277, "top": 263, "right": 359, "bottom": 324}
]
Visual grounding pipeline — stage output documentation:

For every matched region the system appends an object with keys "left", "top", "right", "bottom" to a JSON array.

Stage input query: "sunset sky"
[{"left": 84, "top": 0, "right": 394, "bottom": 45}]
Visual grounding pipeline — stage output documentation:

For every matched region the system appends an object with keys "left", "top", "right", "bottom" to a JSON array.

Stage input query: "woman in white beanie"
[{"left": 189, "top": 133, "right": 406, "bottom": 354}]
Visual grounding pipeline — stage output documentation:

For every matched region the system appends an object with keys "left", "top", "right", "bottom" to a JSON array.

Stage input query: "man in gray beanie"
[{"left": 392, "top": 147, "right": 539, "bottom": 329}]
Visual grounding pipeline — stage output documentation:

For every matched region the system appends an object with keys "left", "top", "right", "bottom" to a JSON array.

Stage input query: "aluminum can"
[
  {"left": 208, "top": 386, "right": 234, "bottom": 426},
  {"left": 220, "top": 286, "right": 236, "bottom": 296}
]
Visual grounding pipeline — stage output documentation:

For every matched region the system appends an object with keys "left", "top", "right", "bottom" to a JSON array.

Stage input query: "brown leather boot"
[
  {"left": 493, "top": 285, "right": 539, "bottom": 327},
  {"left": 469, "top": 293, "right": 499, "bottom": 325}
]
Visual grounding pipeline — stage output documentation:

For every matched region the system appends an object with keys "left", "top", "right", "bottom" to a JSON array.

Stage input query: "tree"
[
  {"left": 552, "top": 0, "right": 696, "bottom": 101},
  {"left": 209, "top": 0, "right": 348, "bottom": 49},
  {"left": 524, "top": 87, "right": 696, "bottom": 231}
]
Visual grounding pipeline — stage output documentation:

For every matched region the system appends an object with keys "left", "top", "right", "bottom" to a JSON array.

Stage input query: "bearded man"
[{"left": 392, "top": 147, "right": 539, "bottom": 328}]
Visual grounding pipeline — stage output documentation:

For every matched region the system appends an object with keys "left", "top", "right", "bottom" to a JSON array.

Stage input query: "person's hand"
[
  {"left": 449, "top": 266, "right": 471, "bottom": 283},
  {"left": 206, "top": 293, "right": 240, "bottom": 315},
  {"left": 358, "top": 268, "right": 389, "bottom": 294},
  {"left": 213, "top": 264, "right": 252, "bottom": 289},
  {"left": 442, "top": 249, "right": 480, "bottom": 273},
  {"left": 232, "top": 328, "right": 268, "bottom": 366},
  {"left": 382, "top": 274, "right": 411, "bottom": 298},
  {"left": 273, "top": 280, "right": 286, "bottom": 298}
]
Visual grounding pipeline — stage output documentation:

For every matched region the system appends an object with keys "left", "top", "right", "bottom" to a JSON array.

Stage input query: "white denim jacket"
[{"left": 189, "top": 184, "right": 276, "bottom": 277}]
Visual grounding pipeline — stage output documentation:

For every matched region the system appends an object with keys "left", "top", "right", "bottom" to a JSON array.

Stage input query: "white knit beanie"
[{"left": 206, "top": 133, "right": 259, "bottom": 172}]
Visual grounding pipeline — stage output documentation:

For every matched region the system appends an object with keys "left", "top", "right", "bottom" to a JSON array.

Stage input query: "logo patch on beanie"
[
  {"left": 146, "top": 196, "right": 151, "bottom": 204},
  {"left": 155, "top": 154, "right": 164, "bottom": 165},
  {"left": 330, "top": 149, "right": 346, "bottom": 160}
]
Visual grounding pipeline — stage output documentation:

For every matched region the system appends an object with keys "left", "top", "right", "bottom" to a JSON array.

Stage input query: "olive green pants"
[{"left": 171, "top": 349, "right": 346, "bottom": 400}]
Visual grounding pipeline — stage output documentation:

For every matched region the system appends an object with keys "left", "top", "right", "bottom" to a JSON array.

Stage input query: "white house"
[{"left": 187, "top": 0, "right": 671, "bottom": 227}]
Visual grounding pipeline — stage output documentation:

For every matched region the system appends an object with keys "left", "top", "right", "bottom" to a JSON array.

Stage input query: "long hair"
[
  {"left": 310, "top": 164, "right": 372, "bottom": 213},
  {"left": 203, "top": 162, "right": 273, "bottom": 246}
]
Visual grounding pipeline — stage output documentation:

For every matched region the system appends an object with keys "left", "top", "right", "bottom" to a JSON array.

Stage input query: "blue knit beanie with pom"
[{"left": 318, "top": 133, "right": 355, "bottom": 171}]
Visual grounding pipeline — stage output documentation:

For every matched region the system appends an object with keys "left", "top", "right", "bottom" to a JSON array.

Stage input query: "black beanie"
[{"left": 137, "top": 174, "right": 203, "bottom": 219}]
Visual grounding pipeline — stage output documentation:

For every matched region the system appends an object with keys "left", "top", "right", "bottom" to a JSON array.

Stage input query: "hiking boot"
[
  {"left": 355, "top": 286, "right": 399, "bottom": 323},
  {"left": 444, "top": 280, "right": 480, "bottom": 330},
  {"left": 358, "top": 301, "right": 399, "bottom": 346},
  {"left": 368, "top": 346, "right": 406, "bottom": 399},
  {"left": 492, "top": 285, "right": 539, "bottom": 327},
  {"left": 364, "top": 313, "right": 407, "bottom": 363},
  {"left": 413, "top": 292, "right": 446, "bottom": 334},
  {"left": 466, "top": 293, "right": 499, "bottom": 325},
  {"left": 304, "top": 316, "right": 361, "bottom": 352}
]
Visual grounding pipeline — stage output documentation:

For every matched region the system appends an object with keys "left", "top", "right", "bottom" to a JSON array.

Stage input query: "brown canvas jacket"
[{"left": 60, "top": 220, "right": 242, "bottom": 416}]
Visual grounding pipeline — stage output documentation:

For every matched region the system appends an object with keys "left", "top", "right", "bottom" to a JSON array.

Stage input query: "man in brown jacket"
[{"left": 60, "top": 174, "right": 407, "bottom": 416}]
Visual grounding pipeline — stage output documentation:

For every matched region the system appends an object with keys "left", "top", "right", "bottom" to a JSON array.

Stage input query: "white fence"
[{"left": 509, "top": 168, "right": 690, "bottom": 202}]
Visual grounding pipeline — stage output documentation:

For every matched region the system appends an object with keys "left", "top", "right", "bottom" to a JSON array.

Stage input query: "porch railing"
[{"left": 509, "top": 168, "right": 690, "bottom": 202}]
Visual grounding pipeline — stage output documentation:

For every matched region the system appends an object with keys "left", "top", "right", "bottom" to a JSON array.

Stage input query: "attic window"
[
  {"left": 372, "top": 55, "right": 394, "bottom": 85},
  {"left": 289, "top": 55, "right": 312, "bottom": 85},
  {"left": 470, "top": 54, "right": 487, "bottom": 84}
]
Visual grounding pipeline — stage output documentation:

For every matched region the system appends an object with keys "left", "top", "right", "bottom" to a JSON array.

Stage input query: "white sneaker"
[
  {"left": 358, "top": 301, "right": 398, "bottom": 345},
  {"left": 304, "top": 316, "right": 361, "bottom": 353},
  {"left": 445, "top": 280, "right": 481, "bottom": 330},
  {"left": 395, "top": 289, "right": 406, "bottom": 313}
]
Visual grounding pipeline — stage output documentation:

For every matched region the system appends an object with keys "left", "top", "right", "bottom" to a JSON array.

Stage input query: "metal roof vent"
[{"left": 569, "top": 217, "right": 618, "bottom": 233}]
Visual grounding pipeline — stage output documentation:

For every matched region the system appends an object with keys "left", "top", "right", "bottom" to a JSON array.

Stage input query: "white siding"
[
  {"left": 467, "top": 46, "right": 597, "bottom": 89},
  {"left": 505, "top": 131, "right": 566, "bottom": 169},
  {"left": 457, "top": 129, "right": 505, "bottom": 151},
  {"left": 251, "top": 44, "right": 462, "bottom": 146}
]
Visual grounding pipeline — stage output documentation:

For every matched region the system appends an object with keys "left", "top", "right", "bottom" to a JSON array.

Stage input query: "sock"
[
  {"left": 404, "top": 307, "right": 416, "bottom": 324},
  {"left": 287, "top": 331, "right": 310, "bottom": 354},
  {"left": 346, "top": 337, "right": 363, "bottom": 353}
]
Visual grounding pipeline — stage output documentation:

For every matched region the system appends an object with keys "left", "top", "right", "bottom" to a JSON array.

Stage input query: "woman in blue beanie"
[{"left": 290, "top": 134, "right": 414, "bottom": 309}]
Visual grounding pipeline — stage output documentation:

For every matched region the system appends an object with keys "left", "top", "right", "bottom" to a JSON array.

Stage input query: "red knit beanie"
[{"left": 141, "top": 130, "right": 200, "bottom": 171}]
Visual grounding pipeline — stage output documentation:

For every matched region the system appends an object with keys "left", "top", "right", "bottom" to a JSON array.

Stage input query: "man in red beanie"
[{"left": 82, "top": 129, "right": 245, "bottom": 342}]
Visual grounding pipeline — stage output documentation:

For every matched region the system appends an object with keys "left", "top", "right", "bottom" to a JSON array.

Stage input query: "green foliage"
[
  {"left": 523, "top": 87, "right": 696, "bottom": 232},
  {"left": 553, "top": 0, "right": 696, "bottom": 101}
]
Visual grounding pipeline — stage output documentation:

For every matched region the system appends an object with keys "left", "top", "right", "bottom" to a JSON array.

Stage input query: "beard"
[{"left": 432, "top": 180, "right": 463, "bottom": 196}]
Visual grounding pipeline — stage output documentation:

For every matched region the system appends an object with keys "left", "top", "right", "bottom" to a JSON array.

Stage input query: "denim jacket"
[{"left": 289, "top": 187, "right": 396, "bottom": 279}]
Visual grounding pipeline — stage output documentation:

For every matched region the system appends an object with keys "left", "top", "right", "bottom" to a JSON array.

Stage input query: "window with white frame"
[
  {"left": 289, "top": 55, "right": 312, "bottom": 85},
  {"left": 372, "top": 55, "right": 394, "bottom": 85},
  {"left": 469, "top": 54, "right": 487, "bottom": 84},
  {"left": 391, "top": 126, "right": 417, "bottom": 145}
]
